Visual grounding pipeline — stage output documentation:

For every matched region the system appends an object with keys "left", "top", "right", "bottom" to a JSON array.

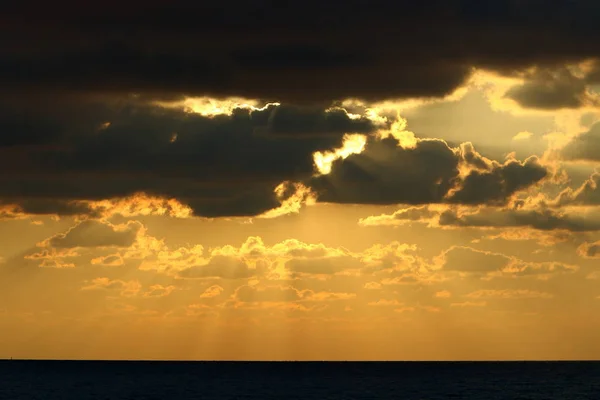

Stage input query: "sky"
[{"left": 2, "top": 0, "right": 600, "bottom": 360}]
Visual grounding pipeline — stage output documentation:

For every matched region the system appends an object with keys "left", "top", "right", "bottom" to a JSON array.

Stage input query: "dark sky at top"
[
  {"left": 1, "top": 0, "right": 600, "bottom": 218},
  {"left": 2, "top": 0, "right": 600, "bottom": 103}
]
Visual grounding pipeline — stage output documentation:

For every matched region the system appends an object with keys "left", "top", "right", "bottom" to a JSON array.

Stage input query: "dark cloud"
[
  {"left": 439, "top": 207, "right": 600, "bottom": 232},
  {"left": 555, "top": 172, "right": 600, "bottom": 205},
  {"left": 0, "top": 199, "right": 98, "bottom": 218},
  {"left": 1, "top": 0, "right": 597, "bottom": 218},
  {"left": 310, "top": 137, "right": 460, "bottom": 204},
  {"left": 0, "top": 101, "right": 380, "bottom": 217},
  {"left": 0, "top": 95, "right": 549, "bottom": 217},
  {"left": 583, "top": 60, "right": 600, "bottom": 84},
  {"left": 561, "top": 122, "right": 600, "bottom": 162},
  {"left": 505, "top": 68, "right": 594, "bottom": 109},
  {"left": 447, "top": 156, "right": 548, "bottom": 205},
  {"left": 2, "top": 1, "right": 600, "bottom": 103},
  {"left": 48, "top": 220, "right": 141, "bottom": 248},
  {"left": 310, "top": 137, "right": 547, "bottom": 206}
]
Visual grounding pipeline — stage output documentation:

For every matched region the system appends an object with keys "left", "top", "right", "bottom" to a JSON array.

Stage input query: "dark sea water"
[{"left": 1, "top": 360, "right": 600, "bottom": 399}]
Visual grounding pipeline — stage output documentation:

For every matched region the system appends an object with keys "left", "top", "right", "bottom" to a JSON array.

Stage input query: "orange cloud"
[
  {"left": 81, "top": 277, "right": 142, "bottom": 297},
  {"left": 465, "top": 289, "right": 554, "bottom": 299}
]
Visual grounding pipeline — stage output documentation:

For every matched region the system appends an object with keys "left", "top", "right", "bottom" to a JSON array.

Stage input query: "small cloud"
[
  {"left": 512, "top": 131, "right": 534, "bottom": 141},
  {"left": 200, "top": 285, "right": 224, "bottom": 298},
  {"left": 434, "top": 290, "right": 452, "bottom": 298},
  {"left": 586, "top": 271, "right": 600, "bottom": 280},
  {"left": 465, "top": 289, "right": 553, "bottom": 299},
  {"left": 394, "top": 306, "right": 416, "bottom": 313},
  {"left": 578, "top": 241, "right": 600, "bottom": 259},
  {"left": 303, "top": 291, "right": 356, "bottom": 302},
  {"left": 91, "top": 254, "right": 124, "bottom": 267},
  {"left": 450, "top": 301, "right": 487, "bottom": 307},
  {"left": 364, "top": 282, "right": 382, "bottom": 290},
  {"left": 81, "top": 277, "right": 141, "bottom": 297},
  {"left": 45, "top": 220, "right": 142, "bottom": 249},
  {"left": 143, "top": 284, "right": 176, "bottom": 298},
  {"left": 368, "top": 299, "right": 403, "bottom": 307},
  {"left": 39, "top": 259, "right": 75, "bottom": 268}
]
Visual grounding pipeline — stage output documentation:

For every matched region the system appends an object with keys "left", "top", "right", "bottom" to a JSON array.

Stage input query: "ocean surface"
[{"left": 1, "top": 360, "right": 599, "bottom": 399}]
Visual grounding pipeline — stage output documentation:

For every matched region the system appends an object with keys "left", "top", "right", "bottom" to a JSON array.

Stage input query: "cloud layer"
[{"left": 4, "top": 1, "right": 600, "bottom": 103}]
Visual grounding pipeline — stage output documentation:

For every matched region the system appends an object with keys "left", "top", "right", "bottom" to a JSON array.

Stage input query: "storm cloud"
[
  {"left": 311, "top": 137, "right": 547, "bottom": 206},
  {"left": 0, "top": 101, "right": 380, "bottom": 217},
  {"left": 2, "top": 0, "right": 600, "bottom": 103}
]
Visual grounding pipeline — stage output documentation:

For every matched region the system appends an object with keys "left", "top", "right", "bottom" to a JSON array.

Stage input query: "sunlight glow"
[
  {"left": 155, "top": 97, "right": 279, "bottom": 117},
  {"left": 377, "top": 117, "right": 418, "bottom": 149},
  {"left": 258, "top": 182, "right": 317, "bottom": 219},
  {"left": 86, "top": 193, "right": 194, "bottom": 219},
  {"left": 313, "top": 134, "right": 367, "bottom": 175}
]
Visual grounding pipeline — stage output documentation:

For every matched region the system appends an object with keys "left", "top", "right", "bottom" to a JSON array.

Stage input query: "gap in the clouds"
[{"left": 400, "top": 89, "right": 555, "bottom": 162}]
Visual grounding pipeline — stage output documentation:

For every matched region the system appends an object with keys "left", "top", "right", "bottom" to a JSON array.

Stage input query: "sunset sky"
[{"left": 2, "top": 1, "right": 600, "bottom": 360}]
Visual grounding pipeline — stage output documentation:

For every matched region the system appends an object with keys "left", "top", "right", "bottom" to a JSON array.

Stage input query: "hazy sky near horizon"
[{"left": 2, "top": 0, "right": 600, "bottom": 360}]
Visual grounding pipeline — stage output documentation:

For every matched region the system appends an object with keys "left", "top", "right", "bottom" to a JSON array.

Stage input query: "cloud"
[
  {"left": 90, "top": 254, "right": 125, "bottom": 267},
  {"left": 0, "top": 95, "right": 551, "bottom": 219},
  {"left": 368, "top": 299, "right": 404, "bottom": 307},
  {"left": 311, "top": 135, "right": 547, "bottom": 207},
  {"left": 446, "top": 154, "right": 547, "bottom": 205},
  {"left": 561, "top": 122, "right": 600, "bottom": 162},
  {"left": 4, "top": 1, "right": 600, "bottom": 103},
  {"left": 44, "top": 220, "right": 142, "bottom": 248},
  {"left": 200, "top": 285, "right": 224, "bottom": 298},
  {"left": 586, "top": 271, "right": 600, "bottom": 280},
  {"left": 285, "top": 256, "right": 362, "bottom": 277},
  {"left": 578, "top": 241, "right": 600, "bottom": 259},
  {"left": 363, "top": 282, "right": 382, "bottom": 290},
  {"left": 177, "top": 256, "right": 255, "bottom": 280},
  {"left": 497, "top": 260, "right": 578, "bottom": 279},
  {"left": 450, "top": 301, "right": 486, "bottom": 307},
  {"left": 0, "top": 101, "right": 380, "bottom": 218},
  {"left": 309, "top": 136, "right": 460, "bottom": 205},
  {"left": 24, "top": 247, "right": 79, "bottom": 268},
  {"left": 128, "top": 234, "right": 360, "bottom": 280},
  {"left": 505, "top": 67, "right": 597, "bottom": 110},
  {"left": 360, "top": 242, "right": 423, "bottom": 272},
  {"left": 84, "top": 194, "right": 194, "bottom": 219},
  {"left": 465, "top": 289, "right": 554, "bottom": 299},
  {"left": 512, "top": 131, "right": 534, "bottom": 141},
  {"left": 439, "top": 246, "right": 511, "bottom": 273},
  {"left": 434, "top": 290, "right": 452, "bottom": 298},
  {"left": 439, "top": 206, "right": 600, "bottom": 232},
  {"left": 436, "top": 246, "right": 578, "bottom": 279},
  {"left": 234, "top": 285, "right": 302, "bottom": 303},
  {"left": 81, "top": 277, "right": 141, "bottom": 297},
  {"left": 302, "top": 291, "right": 356, "bottom": 302},
  {"left": 39, "top": 259, "right": 76, "bottom": 269},
  {"left": 555, "top": 172, "right": 600, "bottom": 205},
  {"left": 359, "top": 206, "right": 439, "bottom": 227},
  {"left": 142, "top": 284, "right": 176, "bottom": 298},
  {"left": 228, "top": 285, "right": 354, "bottom": 311}
]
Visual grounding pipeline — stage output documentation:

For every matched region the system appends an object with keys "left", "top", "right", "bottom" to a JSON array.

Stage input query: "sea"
[{"left": 1, "top": 360, "right": 599, "bottom": 399}]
